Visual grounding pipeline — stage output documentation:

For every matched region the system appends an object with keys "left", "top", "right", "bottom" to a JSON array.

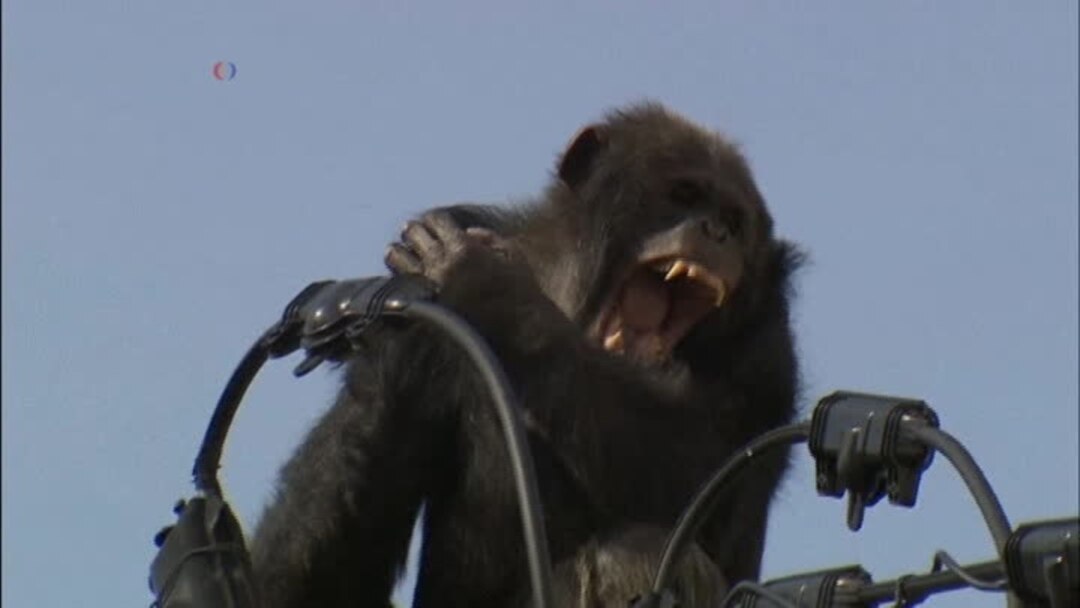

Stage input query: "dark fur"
[{"left": 250, "top": 102, "right": 803, "bottom": 607}]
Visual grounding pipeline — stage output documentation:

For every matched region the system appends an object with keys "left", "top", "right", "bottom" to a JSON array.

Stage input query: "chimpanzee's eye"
[{"left": 720, "top": 206, "right": 745, "bottom": 236}]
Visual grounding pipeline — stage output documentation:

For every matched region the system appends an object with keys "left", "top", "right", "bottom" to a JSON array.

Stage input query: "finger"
[
  {"left": 421, "top": 210, "right": 466, "bottom": 250},
  {"left": 385, "top": 242, "right": 423, "bottom": 275},
  {"left": 464, "top": 226, "right": 499, "bottom": 245},
  {"left": 465, "top": 226, "right": 511, "bottom": 258},
  {"left": 401, "top": 220, "right": 442, "bottom": 260}
]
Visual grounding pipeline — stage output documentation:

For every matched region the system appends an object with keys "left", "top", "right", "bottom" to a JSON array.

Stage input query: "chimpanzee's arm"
[
  {"left": 386, "top": 209, "right": 798, "bottom": 586},
  {"left": 249, "top": 336, "right": 455, "bottom": 608},
  {"left": 386, "top": 214, "right": 729, "bottom": 513}
]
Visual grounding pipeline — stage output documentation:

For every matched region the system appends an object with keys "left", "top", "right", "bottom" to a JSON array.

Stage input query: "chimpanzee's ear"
[{"left": 558, "top": 125, "right": 605, "bottom": 190}]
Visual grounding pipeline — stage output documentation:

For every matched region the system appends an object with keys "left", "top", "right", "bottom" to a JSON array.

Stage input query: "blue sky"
[{"left": 3, "top": 3, "right": 1076, "bottom": 607}]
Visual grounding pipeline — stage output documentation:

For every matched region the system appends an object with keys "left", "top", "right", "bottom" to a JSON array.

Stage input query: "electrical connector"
[
  {"left": 260, "top": 275, "right": 437, "bottom": 376},
  {"left": 149, "top": 495, "right": 258, "bottom": 607},
  {"left": 809, "top": 390, "right": 940, "bottom": 531},
  {"left": 727, "top": 565, "right": 872, "bottom": 607},
  {"left": 1004, "top": 518, "right": 1079, "bottom": 607}
]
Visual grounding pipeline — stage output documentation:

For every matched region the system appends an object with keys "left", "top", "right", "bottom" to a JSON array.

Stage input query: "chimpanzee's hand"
[{"left": 385, "top": 210, "right": 512, "bottom": 287}]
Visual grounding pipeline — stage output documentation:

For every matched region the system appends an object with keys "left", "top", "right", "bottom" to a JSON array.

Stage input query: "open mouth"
[{"left": 591, "top": 257, "right": 729, "bottom": 363}]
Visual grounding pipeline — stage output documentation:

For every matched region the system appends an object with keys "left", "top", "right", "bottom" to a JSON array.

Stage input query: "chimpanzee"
[{"left": 250, "top": 102, "right": 803, "bottom": 607}]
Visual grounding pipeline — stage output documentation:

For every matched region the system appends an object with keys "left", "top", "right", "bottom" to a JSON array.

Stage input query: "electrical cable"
[
  {"left": 931, "top": 550, "right": 1007, "bottom": 591},
  {"left": 651, "top": 422, "right": 812, "bottom": 595},
  {"left": 394, "top": 299, "right": 554, "bottom": 608},
  {"left": 902, "top": 424, "right": 1012, "bottom": 555},
  {"left": 192, "top": 335, "right": 273, "bottom": 497},
  {"left": 162, "top": 280, "right": 554, "bottom": 608}
]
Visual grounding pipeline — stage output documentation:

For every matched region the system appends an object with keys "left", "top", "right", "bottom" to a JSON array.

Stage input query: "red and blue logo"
[{"left": 212, "top": 61, "right": 237, "bottom": 81}]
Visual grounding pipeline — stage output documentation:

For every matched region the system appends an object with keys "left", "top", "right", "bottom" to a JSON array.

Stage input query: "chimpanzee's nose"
[{"left": 700, "top": 217, "right": 730, "bottom": 243}]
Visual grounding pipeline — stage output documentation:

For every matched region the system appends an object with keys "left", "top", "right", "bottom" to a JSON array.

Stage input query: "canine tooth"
[
  {"left": 604, "top": 329, "right": 625, "bottom": 351},
  {"left": 714, "top": 282, "right": 727, "bottom": 307},
  {"left": 665, "top": 260, "right": 689, "bottom": 282}
]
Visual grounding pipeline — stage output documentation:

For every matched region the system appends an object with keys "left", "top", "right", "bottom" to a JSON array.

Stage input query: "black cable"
[
  {"left": 902, "top": 424, "right": 1012, "bottom": 555},
  {"left": 395, "top": 300, "right": 554, "bottom": 608},
  {"left": 721, "top": 580, "right": 799, "bottom": 608},
  {"left": 179, "top": 286, "right": 554, "bottom": 608},
  {"left": 651, "top": 422, "right": 812, "bottom": 594},
  {"left": 931, "top": 549, "right": 1007, "bottom": 591},
  {"left": 192, "top": 335, "right": 273, "bottom": 497},
  {"left": 903, "top": 424, "right": 1021, "bottom": 608}
]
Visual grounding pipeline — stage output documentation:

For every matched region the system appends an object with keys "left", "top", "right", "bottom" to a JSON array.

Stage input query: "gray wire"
[
  {"left": 856, "top": 558, "right": 1006, "bottom": 605},
  {"left": 931, "top": 550, "right": 1007, "bottom": 591}
]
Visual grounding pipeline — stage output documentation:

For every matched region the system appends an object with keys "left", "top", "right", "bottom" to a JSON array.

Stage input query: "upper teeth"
[
  {"left": 654, "top": 258, "right": 727, "bottom": 307},
  {"left": 603, "top": 329, "right": 625, "bottom": 352},
  {"left": 664, "top": 260, "right": 689, "bottom": 282}
]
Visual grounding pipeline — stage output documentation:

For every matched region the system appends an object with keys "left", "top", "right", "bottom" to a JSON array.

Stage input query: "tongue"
[{"left": 619, "top": 271, "right": 670, "bottom": 331}]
